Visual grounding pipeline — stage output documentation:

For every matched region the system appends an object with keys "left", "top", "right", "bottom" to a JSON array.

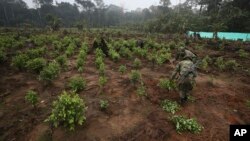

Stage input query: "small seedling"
[
  {"left": 25, "top": 90, "right": 38, "bottom": 108},
  {"left": 68, "top": 77, "right": 86, "bottom": 92},
  {"left": 133, "top": 58, "right": 142, "bottom": 69},
  {"left": 118, "top": 65, "right": 127, "bottom": 74},
  {"left": 136, "top": 84, "right": 147, "bottom": 97},
  {"left": 99, "top": 99, "right": 109, "bottom": 110},
  {"left": 129, "top": 70, "right": 141, "bottom": 84},
  {"left": 159, "top": 79, "right": 176, "bottom": 91},
  {"left": 99, "top": 76, "right": 107, "bottom": 87},
  {"left": 161, "top": 99, "right": 180, "bottom": 114}
]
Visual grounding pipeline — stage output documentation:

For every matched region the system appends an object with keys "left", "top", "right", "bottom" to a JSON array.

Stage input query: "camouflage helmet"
[{"left": 183, "top": 55, "right": 193, "bottom": 61}]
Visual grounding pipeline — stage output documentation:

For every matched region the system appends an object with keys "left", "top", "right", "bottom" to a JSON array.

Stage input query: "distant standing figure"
[
  {"left": 171, "top": 56, "right": 197, "bottom": 104},
  {"left": 136, "top": 39, "right": 144, "bottom": 48},
  {"left": 92, "top": 37, "right": 109, "bottom": 56}
]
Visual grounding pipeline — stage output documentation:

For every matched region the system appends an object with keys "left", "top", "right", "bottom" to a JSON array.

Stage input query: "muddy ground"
[{"left": 0, "top": 37, "right": 250, "bottom": 141}]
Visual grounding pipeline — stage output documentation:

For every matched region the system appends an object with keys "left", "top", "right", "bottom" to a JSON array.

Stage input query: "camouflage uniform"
[
  {"left": 92, "top": 37, "right": 109, "bottom": 56},
  {"left": 176, "top": 48, "right": 197, "bottom": 63},
  {"left": 171, "top": 59, "right": 197, "bottom": 103}
]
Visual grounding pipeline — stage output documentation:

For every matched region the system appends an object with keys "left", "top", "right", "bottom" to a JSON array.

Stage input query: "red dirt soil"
[{"left": 0, "top": 41, "right": 250, "bottom": 141}]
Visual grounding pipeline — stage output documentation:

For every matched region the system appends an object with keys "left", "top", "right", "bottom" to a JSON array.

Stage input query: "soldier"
[
  {"left": 136, "top": 39, "right": 144, "bottom": 48},
  {"left": 176, "top": 47, "right": 197, "bottom": 63},
  {"left": 171, "top": 56, "right": 197, "bottom": 104},
  {"left": 92, "top": 36, "right": 109, "bottom": 56}
]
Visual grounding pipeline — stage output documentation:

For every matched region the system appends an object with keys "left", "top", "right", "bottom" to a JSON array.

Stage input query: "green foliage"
[
  {"left": 225, "top": 60, "right": 238, "bottom": 71},
  {"left": 109, "top": 48, "right": 120, "bottom": 61},
  {"left": 25, "top": 90, "right": 38, "bottom": 107},
  {"left": 238, "top": 49, "right": 249, "bottom": 58},
  {"left": 161, "top": 99, "right": 180, "bottom": 114},
  {"left": 246, "top": 100, "right": 250, "bottom": 108},
  {"left": 98, "top": 76, "right": 107, "bottom": 87},
  {"left": 0, "top": 49, "right": 6, "bottom": 62},
  {"left": 95, "top": 48, "right": 105, "bottom": 58},
  {"left": 39, "top": 62, "right": 60, "bottom": 83},
  {"left": 199, "top": 55, "right": 212, "bottom": 70},
  {"left": 99, "top": 100, "right": 109, "bottom": 110},
  {"left": 133, "top": 58, "right": 142, "bottom": 69},
  {"left": 65, "top": 43, "right": 76, "bottom": 57},
  {"left": 159, "top": 79, "right": 176, "bottom": 91},
  {"left": 95, "top": 56, "right": 104, "bottom": 68},
  {"left": 26, "top": 58, "right": 47, "bottom": 73},
  {"left": 136, "top": 84, "right": 147, "bottom": 97},
  {"left": 171, "top": 115, "right": 203, "bottom": 134},
  {"left": 98, "top": 62, "right": 105, "bottom": 75},
  {"left": 45, "top": 91, "right": 87, "bottom": 131},
  {"left": 169, "top": 41, "right": 176, "bottom": 49},
  {"left": 129, "top": 70, "right": 141, "bottom": 84},
  {"left": 215, "top": 57, "right": 225, "bottom": 71},
  {"left": 118, "top": 65, "right": 127, "bottom": 74},
  {"left": 68, "top": 77, "right": 86, "bottom": 92},
  {"left": 26, "top": 47, "right": 46, "bottom": 59},
  {"left": 11, "top": 54, "right": 29, "bottom": 70},
  {"left": 56, "top": 55, "right": 67, "bottom": 67},
  {"left": 53, "top": 40, "right": 63, "bottom": 51}
]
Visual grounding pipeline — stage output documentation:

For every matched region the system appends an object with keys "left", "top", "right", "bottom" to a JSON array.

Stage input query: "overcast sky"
[{"left": 23, "top": 0, "right": 185, "bottom": 11}]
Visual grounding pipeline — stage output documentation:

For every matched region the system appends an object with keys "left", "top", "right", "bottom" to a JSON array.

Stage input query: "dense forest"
[{"left": 0, "top": 0, "right": 250, "bottom": 33}]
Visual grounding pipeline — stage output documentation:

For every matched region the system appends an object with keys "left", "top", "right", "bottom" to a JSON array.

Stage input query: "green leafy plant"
[
  {"left": 26, "top": 47, "right": 46, "bottom": 59},
  {"left": 11, "top": 54, "right": 29, "bottom": 70},
  {"left": 161, "top": 99, "right": 180, "bottom": 114},
  {"left": 45, "top": 91, "right": 87, "bottom": 131},
  {"left": 171, "top": 115, "right": 203, "bottom": 134},
  {"left": 215, "top": 57, "right": 225, "bottom": 71},
  {"left": 26, "top": 58, "right": 47, "bottom": 73},
  {"left": 39, "top": 61, "right": 60, "bottom": 83},
  {"left": 199, "top": 55, "right": 212, "bottom": 70},
  {"left": 136, "top": 84, "right": 147, "bottom": 97},
  {"left": 95, "top": 56, "right": 104, "bottom": 68},
  {"left": 25, "top": 90, "right": 38, "bottom": 108},
  {"left": 129, "top": 70, "right": 141, "bottom": 84},
  {"left": 0, "top": 49, "right": 6, "bottom": 62},
  {"left": 133, "top": 58, "right": 142, "bottom": 69},
  {"left": 65, "top": 43, "right": 76, "bottom": 57},
  {"left": 118, "top": 65, "right": 127, "bottom": 74},
  {"left": 68, "top": 77, "right": 86, "bottom": 92},
  {"left": 99, "top": 99, "right": 109, "bottom": 110},
  {"left": 56, "top": 55, "right": 67, "bottom": 67},
  {"left": 159, "top": 79, "right": 176, "bottom": 91},
  {"left": 99, "top": 75, "right": 107, "bottom": 87},
  {"left": 109, "top": 49, "right": 120, "bottom": 61},
  {"left": 225, "top": 60, "right": 239, "bottom": 71},
  {"left": 238, "top": 49, "right": 249, "bottom": 58},
  {"left": 98, "top": 63, "right": 105, "bottom": 75}
]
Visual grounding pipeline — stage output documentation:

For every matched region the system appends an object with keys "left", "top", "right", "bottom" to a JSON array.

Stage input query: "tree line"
[{"left": 0, "top": 0, "right": 249, "bottom": 33}]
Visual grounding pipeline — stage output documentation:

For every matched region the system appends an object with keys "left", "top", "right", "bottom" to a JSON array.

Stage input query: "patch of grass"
[
  {"left": 246, "top": 100, "right": 250, "bottom": 108},
  {"left": 161, "top": 99, "right": 180, "bottom": 114},
  {"left": 225, "top": 60, "right": 239, "bottom": 71},
  {"left": 171, "top": 115, "right": 203, "bottom": 134}
]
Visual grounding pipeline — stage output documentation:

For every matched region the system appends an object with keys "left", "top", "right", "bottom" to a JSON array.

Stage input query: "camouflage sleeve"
[{"left": 171, "top": 63, "right": 181, "bottom": 80}]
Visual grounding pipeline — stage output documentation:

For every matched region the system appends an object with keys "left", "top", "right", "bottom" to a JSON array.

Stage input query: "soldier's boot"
[{"left": 179, "top": 91, "right": 187, "bottom": 105}]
